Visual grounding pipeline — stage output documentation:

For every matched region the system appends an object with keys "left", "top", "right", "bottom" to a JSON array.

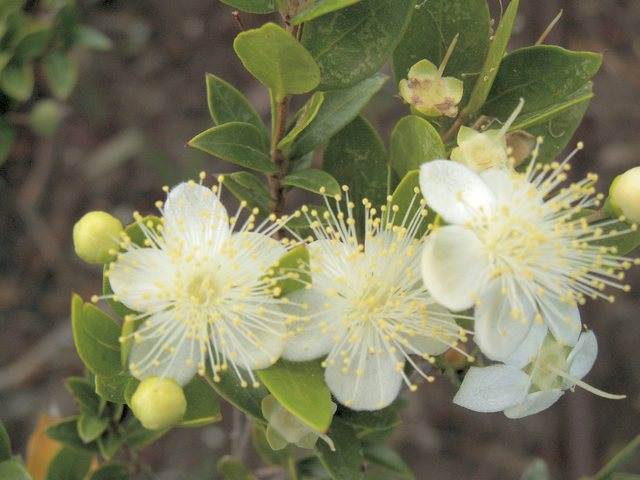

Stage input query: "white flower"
[
  {"left": 453, "top": 331, "right": 624, "bottom": 418},
  {"left": 102, "top": 178, "right": 291, "bottom": 387},
  {"left": 419, "top": 154, "right": 637, "bottom": 362},
  {"left": 281, "top": 188, "right": 469, "bottom": 411}
]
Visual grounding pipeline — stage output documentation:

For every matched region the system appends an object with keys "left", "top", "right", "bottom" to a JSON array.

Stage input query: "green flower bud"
[
  {"left": 29, "top": 99, "right": 63, "bottom": 137},
  {"left": 609, "top": 166, "right": 640, "bottom": 223},
  {"left": 73, "top": 211, "right": 123, "bottom": 264},
  {"left": 130, "top": 377, "right": 187, "bottom": 430}
]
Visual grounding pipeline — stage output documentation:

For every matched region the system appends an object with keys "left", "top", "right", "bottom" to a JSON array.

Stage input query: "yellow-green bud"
[
  {"left": 73, "top": 211, "right": 123, "bottom": 264},
  {"left": 130, "top": 377, "right": 187, "bottom": 430},
  {"left": 29, "top": 99, "right": 63, "bottom": 137},
  {"left": 609, "top": 166, "right": 640, "bottom": 223}
]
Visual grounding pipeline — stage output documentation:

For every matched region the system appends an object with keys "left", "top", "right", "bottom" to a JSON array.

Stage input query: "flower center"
[
  {"left": 184, "top": 270, "right": 219, "bottom": 306},
  {"left": 529, "top": 340, "right": 568, "bottom": 391}
]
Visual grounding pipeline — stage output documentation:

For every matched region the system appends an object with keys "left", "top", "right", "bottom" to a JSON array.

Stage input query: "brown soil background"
[{"left": 1, "top": 1, "right": 639, "bottom": 478}]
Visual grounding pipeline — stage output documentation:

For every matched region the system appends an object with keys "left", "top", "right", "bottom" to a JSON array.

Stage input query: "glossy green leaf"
[
  {"left": 278, "top": 92, "right": 324, "bottom": 151},
  {"left": 46, "top": 446, "right": 93, "bottom": 480},
  {"left": 251, "top": 423, "right": 293, "bottom": 466},
  {"left": 65, "top": 377, "right": 102, "bottom": 416},
  {"left": 462, "top": 0, "right": 519, "bottom": 115},
  {"left": 290, "top": 74, "right": 386, "bottom": 158},
  {"left": 315, "top": 419, "right": 364, "bottom": 480},
  {"left": 387, "top": 170, "right": 435, "bottom": 238},
  {"left": 188, "top": 122, "right": 275, "bottom": 173},
  {"left": 89, "top": 463, "right": 129, "bottom": 480},
  {"left": 0, "top": 63, "right": 34, "bottom": 101},
  {"left": 338, "top": 404, "right": 401, "bottom": 433},
  {"left": 262, "top": 245, "right": 311, "bottom": 297},
  {"left": 71, "top": 295, "right": 122, "bottom": 377},
  {"left": 76, "top": 25, "right": 113, "bottom": 51},
  {"left": 323, "top": 116, "right": 388, "bottom": 225},
  {"left": 124, "top": 419, "right": 167, "bottom": 451},
  {"left": 291, "top": 0, "right": 362, "bottom": 25},
  {"left": 43, "top": 52, "right": 78, "bottom": 100},
  {"left": 234, "top": 23, "right": 320, "bottom": 98},
  {"left": 282, "top": 169, "right": 340, "bottom": 196},
  {"left": 95, "top": 373, "right": 131, "bottom": 404},
  {"left": 363, "top": 444, "right": 413, "bottom": 479},
  {"left": 390, "top": 116, "right": 445, "bottom": 179},
  {"left": 483, "top": 46, "right": 602, "bottom": 119},
  {"left": 520, "top": 459, "right": 550, "bottom": 480},
  {"left": 392, "top": 0, "right": 491, "bottom": 106},
  {"left": 207, "top": 372, "right": 268, "bottom": 423},
  {"left": 222, "top": 171, "right": 274, "bottom": 214},
  {"left": 77, "top": 414, "right": 109, "bottom": 443},
  {"left": 0, "top": 459, "right": 32, "bottom": 480},
  {"left": 219, "top": 0, "right": 277, "bottom": 13},
  {"left": 46, "top": 418, "right": 98, "bottom": 452},
  {"left": 0, "top": 123, "right": 16, "bottom": 166},
  {"left": 13, "top": 22, "right": 52, "bottom": 61},
  {"left": 179, "top": 376, "right": 222, "bottom": 427},
  {"left": 0, "top": 422, "right": 11, "bottom": 462},
  {"left": 257, "top": 359, "right": 333, "bottom": 432},
  {"left": 217, "top": 455, "right": 257, "bottom": 480},
  {"left": 301, "top": 0, "right": 414, "bottom": 89},
  {"left": 206, "top": 73, "right": 268, "bottom": 140}
]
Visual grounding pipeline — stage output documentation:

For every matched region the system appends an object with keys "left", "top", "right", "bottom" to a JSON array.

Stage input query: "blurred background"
[{"left": 1, "top": 0, "right": 639, "bottom": 478}]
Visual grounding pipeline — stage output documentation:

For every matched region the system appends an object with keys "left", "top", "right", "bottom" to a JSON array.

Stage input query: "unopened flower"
[
  {"left": 131, "top": 376, "right": 187, "bottom": 430},
  {"left": 101, "top": 176, "right": 291, "bottom": 387},
  {"left": 419, "top": 152, "right": 638, "bottom": 362},
  {"left": 453, "top": 331, "right": 624, "bottom": 418},
  {"left": 608, "top": 166, "right": 640, "bottom": 223},
  {"left": 399, "top": 35, "right": 463, "bottom": 118},
  {"left": 73, "top": 211, "right": 123, "bottom": 264},
  {"left": 281, "top": 187, "right": 469, "bottom": 411}
]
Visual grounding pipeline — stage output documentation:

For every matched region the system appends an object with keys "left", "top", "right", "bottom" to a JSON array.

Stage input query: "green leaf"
[
  {"left": 290, "top": 74, "right": 387, "bottom": 158},
  {"left": 0, "top": 123, "right": 16, "bottom": 166},
  {"left": 0, "top": 52, "right": 12, "bottom": 75},
  {"left": 97, "top": 431, "right": 125, "bottom": 461},
  {"left": 251, "top": 423, "right": 293, "bottom": 466},
  {"left": 298, "top": 457, "right": 332, "bottom": 479},
  {"left": 234, "top": 23, "right": 320, "bottom": 98},
  {"left": 123, "top": 377, "right": 140, "bottom": 405},
  {"left": 263, "top": 245, "right": 311, "bottom": 297},
  {"left": 206, "top": 73, "right": 268, "bottom": 141},
  {"left": 257, "top": 359, "right": 334, "bottom": 432},
  {"left": 179, "top": 376, "right": 222, "bottom": 427},
  {"left": 0, "top": 63, "right": 34, "bottom": 101},
  {"left": 188, "top": 122, "right": 276, "bottom": 173},
  {"left": 222, "top": 171, "right": 274, "bottom": 214},
  {"left": 362, "top": 444, "right": 413, "bottom": 479},
  {"left": 591, "top": 220, "right": 640, "bottom": 256},
  {"left": 52, "top": 4, "right": 80, "bottom": 50},
  {"left": 65, "top": 377, "right": 102, "bottom": 416},
  {"left": 0, "top": 422, "right": 11, "bottom": 462},
  {"left": 338, "top": 404, "right": 401, "bottom": 433},
  {"left": 291, "top": 0, "right": 362, "bottom": 25},
  {"left": 219, "top": 0, "right": 277, "bottom": 13},
  {"left": 482, "top": 46, "right": 602, "bottom": 119},
  {"left": 520, "top": 459, "right": 550, "bottom": 480},
  {"left": 76, "top": 25, "right": 113, "bottom": 51},
  {"left": 323, "top": 116, "right": 388, "bottom": 225},
  {"left": 217, "top": 455, "right": 257, "bottom": 480},
  {"left": 124, "top": 419, "right": 168, "bottom": 451},
  {"left": 89, "top": 463, "right": 129, "bottom": 480},
  {"left": 301, "top": 0, "right": 414, "bottom": 89},
  {"left": 13, "top": 22, "right": 52, "bottom": 61},
  {"left": 315, "top": 419, "right": 364, "bottom": 480},
  {"left": 43, "top": 52, "right": 78, "bottom": 100},
  {"left": 282, "top": 169, "right": 340, "bottom": 196},
  {"left": 46, "top": 418, "right": 99, "bottom": 452},
  {"left": 207, "top": 372, "right": 268, "bottom": 423},
  {"left": 278, "top": 92, "right": 324, "bottom": 151},
  {"left": 390, "top": 116, "right": 445, "bottom": 180},
  {"left": 95, "top": 373, "right": 131, "bottom": 404},
  {"left": 392, "top": 0, "right": 491, "bottom": 107},
  {"left": 462, "top": 0, "right": 519, "bottom": 115},
  {"left": 71, "top": 294, "right": 122, "bottom": 377},
  {"left": 0, "top": 459, "right": 32, "bottom": 480},
  {"left": 77, "top": 414, "right": 109, "bottom": 443},
  {"left": 46, "top": 446, "right": 93, "bottom": 480}
]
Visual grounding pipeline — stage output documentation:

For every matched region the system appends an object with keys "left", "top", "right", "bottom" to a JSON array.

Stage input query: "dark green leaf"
[
  {"left": 207, "top": 372, "right": 268, "bottom": 423},
  {"left": 219, "top": 0, "right": 277, "bottom": 13},
  {"left": 0, "top": 63, "right": 34, "bottom": 101},
  {"left": 390, "top": 116, "right": 445, "bottom": 179},
  {"left": 234, "top": 23, "right": 320, "bottom": 98},
  {"left": 299, "top": 456, "right": 332, "bottom": 480},
  {"left": 217, "top": 455, "right": 257, "bottom": 480},
  {"left": 95, "top": 373, "right": 132, "bottom": 404},
  {"left": 0, "top": 459, "right": 32, "bottom": 480},
  {"left": 591, "top": 220, "right": 640, "bottom": 256},
  {"left": 179, "top": 376, "right": 222, "bottom": 427},
  {"left": 222, "top": 171, "right": 274, "bottom": 214},
  {"left": 262, "top": 245, "right": 311, "bottom": 297},
  {"left": 257, "top": 359, "right": 334, "bottom": 432},
  {"left": 89, "top": 463, "right": 129, "bottom": 480},
  {"left": 279, "top": 92, "right": 324, "bottom": 151},
  {"left": 188, "top": 122, "right": 276, "bottom": 173},
  {"left": 282, "top": 169, "right": 340, "bottom": 196},
  {"left": 251, "top": 423, "right": 293, "bottom": 466},
  {"left": 292, "top": 0, "right": 362, "bottom": 25},
  {"left": 77, "top": 414, "right": 109, "bottom": 443},
  {"left": 43, "top": 52, "right": 78, "bottom": 100},
  {"left": 13, "top": 22, "right": 52, "bottom": 61},
  {"left": 463, "top": 0, "right": 519, "bottom": 115},
  {"left": 53, "top": 4, "right": 80, "bottom": 50},
  {"left": 206, "top": 73, "right": 268, "bottom": 140},
  {"left": 482, "top": 46, "right": 602, "bottom": 119},
  {"left": 76, "top": 25, "right": 113, "bottom": 51},
  {"left": 0, "top": 422, "right": 11, "bottom": 462},
  {"left": 46, "top": 418, "right": 98, "bottom": 452},
  {"left": 71, "top": 294, "right": 122, "bottom": 377},
  {"left": 97, "top": 431, "right": 124, "bottom": 460},
  {"left": 123, "top": 377, "right": 140, "bottom": 405},
  {"left": 392, "top": 0, "right": 491, "bottom": 107},
  {"left": 0, "top": 123, "right": 16, "bottom": 166},
  {"left": 46, "top": 446, "right": 93, "bottom": 480},
  {"left": 65, "top": 377, "right": 102, "bottom": 416},
  {"left": 124, "top": 419, "right": 167, "bottom": 451},
  {"left": 338, "top": 404, "right": 401, "bottom": 432},
  {"left": 363, "top": 444, "right": 413, "bottom": 479},
  {"left": 301, "top": 0, "right": 414, "bottom": 89},
  {"left": 315, "top": 419, "right": 364, "bottom": 480},
  {"left": 290, "top": 75, "right": 386, "bottom": 159}
]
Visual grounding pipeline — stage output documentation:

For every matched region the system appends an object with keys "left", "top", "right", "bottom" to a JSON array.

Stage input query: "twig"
[
  {"left": 268, "top": 96, "right": 291, "bottom": 219},
  {"left": 231, "top": 11, "right": 245, "bottom": 32},
  {"left": 442, "top": 115, "right": 468, "bottom": 144}
]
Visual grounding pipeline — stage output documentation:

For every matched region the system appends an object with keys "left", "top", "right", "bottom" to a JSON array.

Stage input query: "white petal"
[
  {"left": 163, "top": 182, "right": 230, "bottom": 251},
  {"left": 419, "top": 160, "right": 496, "bottom": 224},
  {"left": 539, "top": 298, "right": 581, "bottom": 347},
  {"left": 109, "top": 248, "right": 176, "bottom": 312},
  {"left": 453, "top": 365, "right": 530, "bottom": 413},
  {"left": 223, "top": 231, "right": 287, "bottom": 280},
  {"left": 505, "top": 321, "right": 548, "bottom": 368},
  {"left": 421, "top": 226, "right": 489, "bottom": 311},
  {"left": 404, "top": 303, "right": 459, "bottom": 356},
  {"left": 567, "top": 331, "right": 597, "bottom": 381},
  {"left": 281, "top": 288, "right": 340, "bottom": 362},
  {"left": 474, "top": 279, "right": 535, "bottom": 362},
  {"left": 504, "top": 389, "right": 564, "bottom": 418},
  {"left": 325, "top": 349, "right": 403, "bottom": 411}
]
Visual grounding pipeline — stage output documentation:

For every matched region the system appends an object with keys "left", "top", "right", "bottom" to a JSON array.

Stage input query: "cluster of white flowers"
[{"left": 92, "top": 129, "right": 637, "bottom": 419}]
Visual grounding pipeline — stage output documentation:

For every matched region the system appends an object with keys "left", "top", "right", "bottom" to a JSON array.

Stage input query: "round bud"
[
  {"left": 609, "top": 166, "right": 640, "bottom": 223},
  {"left": 73, "top": 211, "right": 123, "bottom": 264},
  {"left": 130, "top": 377, "right": 187, "bottom": 431},
  {"left": 29, "top": 99, "right": 63, "bottom": 137}
]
